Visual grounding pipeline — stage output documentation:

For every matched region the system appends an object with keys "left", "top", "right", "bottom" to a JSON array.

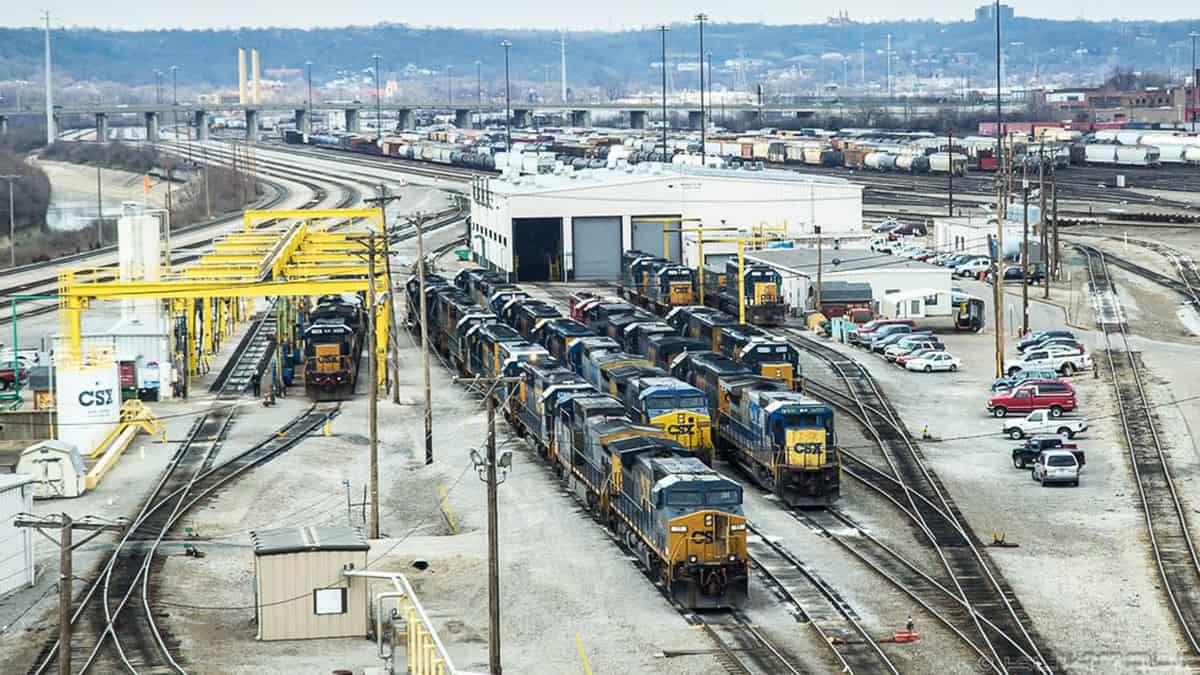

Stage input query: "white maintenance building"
[
  {"left": 469, "top": 164, "right": 863, "bottom": 282},
  {"left": 0, "top": 474, "right": 36, "bottom": 595}
]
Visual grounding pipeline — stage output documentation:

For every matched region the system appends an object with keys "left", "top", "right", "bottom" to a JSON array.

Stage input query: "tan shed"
[{"left": 251, "top": 525, "right": 370, "bottom": 641}]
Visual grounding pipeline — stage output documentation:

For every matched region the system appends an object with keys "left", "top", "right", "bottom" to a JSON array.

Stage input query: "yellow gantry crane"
[
  {"left": 58, "top": 208, "right": 391, "bottom": 391},
  {"left": 698, "top": 232, "right": 792, "bottom": 324}
]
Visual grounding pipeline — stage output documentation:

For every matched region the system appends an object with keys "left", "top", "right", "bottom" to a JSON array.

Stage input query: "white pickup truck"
[
  {"left": 1002, "top": 409, "right": 1089, "bottom": 440},
  {"left": 1006, "top": 345, "right": 1093, "bottom": 377}
]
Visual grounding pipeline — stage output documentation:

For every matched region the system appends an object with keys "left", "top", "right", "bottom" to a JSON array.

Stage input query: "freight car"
[{"left": 302, "top": 294, "right": 365, "bottom": 400}]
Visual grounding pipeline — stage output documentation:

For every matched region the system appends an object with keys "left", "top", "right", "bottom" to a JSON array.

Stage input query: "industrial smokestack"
[
  {"left": 252, "top": 48, "right": 261, "bottom": 105},
  {"left": 238, "top": 48, "right": 247, "bottom": 105}
]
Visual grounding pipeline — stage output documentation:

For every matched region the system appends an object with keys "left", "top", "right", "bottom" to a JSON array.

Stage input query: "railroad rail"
[
  {"left": 745, "top": 523, "right": 898, "bottom": 674},
  {"left": 28, "top": 307, "right": 332, "bottom": 674},
  {"left": 1077, "top": 244, "right": 1200, "bottom": 664},
  {"left": 785, "top": 330, "right": 1056, "bottom": 674}
]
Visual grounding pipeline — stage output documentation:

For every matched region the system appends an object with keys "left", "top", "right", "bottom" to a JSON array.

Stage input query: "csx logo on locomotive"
[
  {"left": 667, "top": 423, "right": 695, "bottom": 435},
  {"left": 690, "top": 530, "right": 714, "bottom": 544},
  {"left": 792, "top": 442, "right": 824, "bottom": 455}
]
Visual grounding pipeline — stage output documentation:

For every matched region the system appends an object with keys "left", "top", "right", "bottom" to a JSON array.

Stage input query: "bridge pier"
[
  {"left": 512, "top": 109, "right": 530, "bottom": 128},
  {"left": 94, "top": 113, "right": 108, "bottom": 143},
  {"left": 345, "top": 108, "right": 360, "bottom": 133},
  {"left": 397, "top": 108, "right": 413, "bottom": 130},
  {"left": 570, "top": 110, "right": 590, "bottom": 127},
  {"left": 0, "top": 115, "right": 6, "bottom": 136},
  {"left": 245, "top": 109, "right": 258, "bottom": 142},
  {"left": 454, "top": 109, "right": 471, "bottom": 128},
  {"left": 628, "top": 110, "right": 647, "bottom": 129},
  {"left": 294, "top": 108, "right": 310, "bottom": 135},
  {"left": 144, "top": 111, "right": 159, "bottom": 143},
  {"left": 193, "top": 110, "right": 209, "bottom": 141},
  {"left": 688, "top": 110, "right": 703, "bottom": 129}
]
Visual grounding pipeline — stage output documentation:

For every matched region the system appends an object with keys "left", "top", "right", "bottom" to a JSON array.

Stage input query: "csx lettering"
[
  {"left": 792, "top": 443, "right": 824, "bottom": 455},
  {"left": 690, "top": 530, "right": 714, "bottom": 544},
  {"left": 78, "top": 389, "right": 114, "bottom": 407},
  {"left": 667, "top": 424, "right": 695, "bottom": 435}
]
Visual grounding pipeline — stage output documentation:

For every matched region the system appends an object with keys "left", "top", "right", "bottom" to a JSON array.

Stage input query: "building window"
[
  {"left": 909, "top": 299, "right": 921, "bottom": 314},
  {"left": 313, "top": 588, "right": 347, "bottom": 615},
  {"left": 884, "top": 288, "right": 900, "bottom": 295},
  {"left": 925, "top": 294, "right": 939, "bottom": 306}
]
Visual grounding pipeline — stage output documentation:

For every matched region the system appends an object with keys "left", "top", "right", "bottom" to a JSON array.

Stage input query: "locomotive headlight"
[
  {"left": 688, "top": 555, "right": 698, "bottom": 563},
  {"left": 728, "top": 554, "right": 738, "bottom": 562},
  {"left": 670, "top": 525, "right": 688, "bottom": 533},
  {"left": 730, "top": 524, "right": 746, "bottom": 531}
]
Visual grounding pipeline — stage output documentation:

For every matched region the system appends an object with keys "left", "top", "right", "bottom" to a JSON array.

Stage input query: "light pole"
[
  {"left": 707, "top": 51, "right": 713, "bottom": 128},
  {"left": 469, "top": 389, "right": 515, "bottom": 675},
  {"left": 372, "top": 53, "right": 382, "bottom": 140},
  {"left": 1191, "top": 32, "right": 1199, "bottom": 132},
  {"left": 170, "top": 65, "right": 179, "bottom": 146},
  {"left": 1, "top": 175, "right": 19, "bottom": 267},
  {"left": 153, "top": 70, "right": 162, "bottom": 104},
  {"left": 658, "top": 24, "right": 669, "bottom": 161},
  {"left": 501, "top": 40, "right": 512, "bottom": 150},
  {"left": 305, "top": 60, "right": 313, "bottom": 132},
  {"left": 696, "top": 14, "right": 707, "bottom": 161}
]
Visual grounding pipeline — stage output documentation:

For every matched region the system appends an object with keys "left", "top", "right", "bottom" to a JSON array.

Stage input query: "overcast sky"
[{"left": 4, "top": 1, "right": 1195, "bottom": 30}]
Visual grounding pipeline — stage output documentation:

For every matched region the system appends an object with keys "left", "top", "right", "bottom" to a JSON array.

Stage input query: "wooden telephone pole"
[
  {"left": 411, "top": 211, "right": 435, "bottom": 465},
  {"left": 14, "top": 513, "right": 126, "bottom": 675},
  {"left": 364, "top": 185, "right": 403, "bottom": 404},
  {"left": 349, "top": 232, "right": 387, "bottom": 538}
]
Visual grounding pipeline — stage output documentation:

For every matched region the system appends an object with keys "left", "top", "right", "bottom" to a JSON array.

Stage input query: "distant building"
[{"left": 974, "top": 4, "right": 1015, "bottom": 22}]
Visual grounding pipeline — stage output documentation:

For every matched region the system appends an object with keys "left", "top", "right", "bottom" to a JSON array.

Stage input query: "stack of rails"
[
  {"left": 618, "top": 250, "right": 788, "bottom": 327},
  {"left": 406, "top": 272, "right": 749, "bottom": 609},
  {"left": 301, "top": 294, "right": 366, "bottom": 400}
]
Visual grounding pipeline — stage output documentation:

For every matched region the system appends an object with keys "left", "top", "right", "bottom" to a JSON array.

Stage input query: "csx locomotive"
[
  {"left": 301, "top": 294, "right": 365, "bottom": 400},
  {"left": 407, "top": 270, "right": 748, "bottom": 608}
]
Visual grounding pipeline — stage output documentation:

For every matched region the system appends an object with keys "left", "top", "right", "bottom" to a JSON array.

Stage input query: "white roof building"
[
  {"left": 469, "top": 164, "right": 863, "bottom": 283},
  {"left": 0, "top": 474, "right": 36, "bottom": 596}
]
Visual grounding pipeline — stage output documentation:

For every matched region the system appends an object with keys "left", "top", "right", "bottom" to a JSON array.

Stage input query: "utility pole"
[
  {"left": 372, "top": 54, "right": 382, "bottom": 141},
  {"left": 1039, "top": 145, "right": 1049, "bottom": 299},
  {"left": 14, "top": 513, "right": 126, "bottom": 675},
  {"left": 1021, "top": 168, "right": 1030, "bottom": 336},
  {"left": 1051, "top": 166, "right": 1059, "bottom": 281},
  {"left": 413, "top": 212, "right": 434, "bottom": 465},
  {"left": 367, "top": 231, "right": 379, "bottom": 538},
  {"left": 659, "top": 25, "right": 670, "bottom": 159},
  {"left": 947, "top": 128, "right": 954, "bottom": 216},
  {"left": 96, "top": 165, "right": 104, "bottom": 247},
  {"left": 1191, "top": 32, "right": 1199, "bottom": 133},
  {"left": 2, "top": 175, "right": 19, "bottom": 266},
  {"left": 364, "top": 186, "right": 404, "bottom": 405},
  {"left": 559, "top": 31, "right": 568, "bottom": 103},
  {"left": 992, "top": 0, "right": 1005, "bottom": 378},
  {"left": 501, "top": 40, "right": 512, "bottom": 150},
  {"left": 696, "top": 14, "right": 707, "bottom": 160},
  {"left": 460, "top": 376, "right": 519, "bottom": 675},
  {"left": 815, "top": 225, "right": 823, "bottom": 313},
  {"left": 43, "top": 11, "right": 54, "bottom": 145}
]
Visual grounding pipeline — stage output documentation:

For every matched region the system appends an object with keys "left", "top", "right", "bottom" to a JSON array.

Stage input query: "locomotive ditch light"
[
  {"left": 498, "top": 451, "right": 513, "bottom": 470},
  {"left": 670, "top": 525, "right": 688, "bottom": 533},
  {"left": 470, "top": 448, "right": 483, "bottom": 466}
]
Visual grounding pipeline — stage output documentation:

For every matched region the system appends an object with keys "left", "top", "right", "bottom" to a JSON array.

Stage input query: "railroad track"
[
  {"left": 27, "top": 306, "right": 335, "bottom": 674},
  {"left": 1077, "top": 244, "right": 1200, "bottom": 664},
  {"left": 744, "top": 522, "right": 897, "bottom": 674},
  {"left": 784, "top": 330, "right": 1056, "bottom": 674}
]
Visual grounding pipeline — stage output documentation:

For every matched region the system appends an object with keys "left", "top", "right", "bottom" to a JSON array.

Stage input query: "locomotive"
[{"left": 301, "top": 294, "right": 365, "bottom": 400}]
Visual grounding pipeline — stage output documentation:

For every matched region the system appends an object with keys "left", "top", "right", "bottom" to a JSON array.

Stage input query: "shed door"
[
  {"left": 631, "top": 214, "right": 682, "bottom": 263},
  {"left": 571, "top": 217, "right": 622, "bottom": 281}
]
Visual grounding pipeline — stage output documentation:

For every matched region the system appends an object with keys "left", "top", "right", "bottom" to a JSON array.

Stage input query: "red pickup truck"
[{"left": 987, "top": 381, "right": 1077, "bottom": 418}]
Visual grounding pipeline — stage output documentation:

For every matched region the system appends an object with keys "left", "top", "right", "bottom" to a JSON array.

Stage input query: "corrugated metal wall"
[
  {"left": 255, "top": 550, "right": 368, "bottom": 641},
  {"left": 0, "top": 481, "right": 34, "bottom": 595}
]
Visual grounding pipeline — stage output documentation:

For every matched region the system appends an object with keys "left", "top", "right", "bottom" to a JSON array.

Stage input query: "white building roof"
[
  {"left": 487, "top": 163, "right": 857, "bottom": 197},
  {"left": 748, "top": 247, "right": 945, "bottom": 277},
  {"left": 0, "top": 474, "right": 34, "bottom": 491}
]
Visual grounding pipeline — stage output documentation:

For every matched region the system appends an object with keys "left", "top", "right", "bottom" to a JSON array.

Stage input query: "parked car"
[
  {"left": 848, "top": 319, "right": 917, "bottom": 347},
  {"left": 890, "top": 222, "right": 928, "bottom": 237},
  {"left": 944, "top": 254, "right": 983, "bottom": 269},
  {"left": 991, "top": 369, "right": 1060, "bottom": 392},
  {"left": 1032, "top": 450, "right": 1082, "bottom": 487},
  {"left": 1002, "top": 409, "right": 1090, "bottom": 439},
  {"left": 873, "top": 219, "right": 902, "bottom": 233},
  {"left": 895, "top": 347, "right": 938, "bottom": 368},
  {"left": 1012, "top": 436, "right": 1087, "bottom": 469},
  {"left": 885, "top": 336, "right": 944, "bottom": 362},
  {"left": 987, "top": 381, "right": 1077, "bottom": 418},
  {"left": 1017, "top": 330, "right": 1076, "bottom": 352},
  {"left": 869, "top": 327, "right": 920, "bottom": 353},
  {"left": 955, "top": 258, "right": 991, "bottom": 278},
  {"left": 0, "top": 366, "right": 27, "bottom": 391},
  {"left": 987, "top": 266, "right": 1045, "bottom": 285},
  {"left": 1007, "top": 346, "right": 1093, "bottom": 377},
  {"left": 905, "top": 352, "right": 961, "bottom": 372},
  {"left": 871, "top": 237, "right": 904, "bottom": 254}
]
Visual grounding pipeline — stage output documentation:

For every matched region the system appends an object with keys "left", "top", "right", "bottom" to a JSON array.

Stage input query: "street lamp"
[
  {"left": 372, "top": 53, "right": 382, "bottom": 140},
  {"left": 501, "top": 40, "right": 512, "bottom": 150},
  {"left": 658, "top": 25, "right": 669, "bottom": 161},
  {"left": 1191, "top": 31, "right": 1199, "bottom": 133},
  {"left": 695, "top": 13, "right": 707, "bottom": 162}
]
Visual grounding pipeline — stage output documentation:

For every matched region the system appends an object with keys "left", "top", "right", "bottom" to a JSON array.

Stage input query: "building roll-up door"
[
  {"left": 571, "top": 216, "right": 622, "bottom": 280},
  {"left": 631, "top": 214, "right": 682, "bottom": 263}
]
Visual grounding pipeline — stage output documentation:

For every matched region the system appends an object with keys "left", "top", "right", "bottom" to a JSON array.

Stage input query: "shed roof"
[
  {"left": 748, "top": 248, "right": 945, "bottom": 276},
  {"left": 819, "top": 281, "right": 874, "bottom": 302},
  {"left": 487, "top": 163, "right": 857, "bottom": 196},
  {"left": 251, "top": 526, "right": 369, "bottom": 556}
]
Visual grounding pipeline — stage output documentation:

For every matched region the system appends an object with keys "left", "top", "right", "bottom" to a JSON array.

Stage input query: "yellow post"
[
  {"left": 698, "top": 236, "right": 706, "bottom": 305},
  {"left": 576, "top": 633, "right": 594, "bottom": 675},
  {"left": 737, "top": 240, "right": 746, "bottom": 324},
  {"left": 186, "top": 298, "right": 197, "bottom": 380}
]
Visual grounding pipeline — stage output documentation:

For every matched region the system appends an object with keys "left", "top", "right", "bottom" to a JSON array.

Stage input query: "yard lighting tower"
[
  {"left": 696, "top": 13, "right": 708, "bottom": 161},
  {"left": 372, "top": 53, "right": 382, "bottom": 140},
  {"left": 1191, "top": 32, "right": 1199, "bottom": 132},
  {"left": 476, "top": 60, "right": 483, "bottom": 112},
  {"left": 658, "top": 25, "right": 670, "bottom": 161},
  {"left": 305, "top": 60, "right": 313, "bottom": 129},
  {"left": 170, "top": 65, "right": 179, "bottom": 146},
  {"left": 501, "top": 40, "right": 512, "bottom": 150}
]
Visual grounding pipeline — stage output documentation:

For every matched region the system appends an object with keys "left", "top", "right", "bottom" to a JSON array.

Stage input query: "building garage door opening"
[
  {"left": 571, "top": 216, "right": 622, "bottom": 281},
  {"left": 513, "top": 217, "right": 563, "bottom": 282},
  {"left": 631, "top": 215, "right": 682, "bottom": 263}
]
